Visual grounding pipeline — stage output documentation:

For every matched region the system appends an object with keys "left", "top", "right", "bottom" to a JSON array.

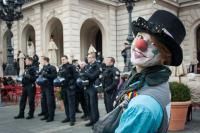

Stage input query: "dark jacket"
[
  {"left": 40, "top": 64, "right": 57, "bottom": 86},
  {"left": 33, "top": 54, "right": 39, "bottom": 68},
  {"left": 103, "top": 66, "right": 120, "bottom": 93},
  {"left": 58, "top": 63, "right": 79, "bottom": 89},
  {"left": 22, "top": 65, "right": 37, "bottom": 86},
  {"left": 83, "top": 61, "right": 101, "bottom": 86}
]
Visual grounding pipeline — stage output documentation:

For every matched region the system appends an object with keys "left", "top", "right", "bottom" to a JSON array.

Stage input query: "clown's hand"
[{"left": 119, "top": 95, "right": 130, "bottom": 108}]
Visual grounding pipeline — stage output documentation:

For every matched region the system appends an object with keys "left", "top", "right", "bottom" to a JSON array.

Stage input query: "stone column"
[
  {"left": 62, "top": 0, "right": 80, "bottom": 60},
  {"left": 33, "top": 5, "right": 43, "bottom": 57}
]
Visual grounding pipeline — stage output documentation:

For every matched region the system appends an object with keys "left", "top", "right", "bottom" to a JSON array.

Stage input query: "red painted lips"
[{"left": 133, "top": 50, "right": 146, "bottom": 59}]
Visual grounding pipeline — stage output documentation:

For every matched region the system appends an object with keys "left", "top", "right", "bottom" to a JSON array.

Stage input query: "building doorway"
[
  {"left": 80, "top": 19, "right": 103, "bottom": 60},
  {"left": 197, "top": 26, "right": 200, "bottom": 62},
  {"left": 45, "top": 17, "right": 63, "bottom": 66},
  {"left": 21, "top": 24, "right": 35, "bottom": 57}
]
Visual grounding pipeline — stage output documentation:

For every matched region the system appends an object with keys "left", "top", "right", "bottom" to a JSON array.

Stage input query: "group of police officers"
[{"left": 14, "top": 52, "right": 120, "bottom": 127}]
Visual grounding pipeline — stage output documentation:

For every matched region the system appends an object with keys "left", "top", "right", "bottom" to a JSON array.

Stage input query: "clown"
[{"left": 115, "top": 10, "right": 186, "bottom": 133}]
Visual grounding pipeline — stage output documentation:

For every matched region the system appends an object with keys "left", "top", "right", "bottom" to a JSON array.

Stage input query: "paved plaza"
[
  {"left": 0, "top": 100, "right": 107, "bottom": 133},
  {"left": 0, "top": 100, "right": 200, "bottom": 133}
]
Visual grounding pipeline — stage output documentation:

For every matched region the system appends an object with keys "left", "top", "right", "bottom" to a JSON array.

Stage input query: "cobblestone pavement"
[{"left": 0, "top": 100, "right": 200, "bottom": 133}]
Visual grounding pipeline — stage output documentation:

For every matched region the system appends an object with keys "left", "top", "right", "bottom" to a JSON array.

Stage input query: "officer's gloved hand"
[
  {"left": 42, "top": 72, "right": 48, "bottom": 78},
  {"left": 24, "top": 74, "right": 31, "bottom": 79},
  {"left": 82, "top": 73, "right": 89, "bottom": 78},
  {"left": 60, "top": 72, "right": 66, "bottom": 78},
  {"left": 105, "top": 87, "right": 113, "bottom": 93},
  {"left": 79, "top": 73, "right": 85, "bottom": 77},
  {"left": 57, "top": 72, "right": 62, "bottom": 77}
]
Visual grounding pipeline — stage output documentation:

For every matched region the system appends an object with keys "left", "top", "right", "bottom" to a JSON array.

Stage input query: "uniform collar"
[
  {"left": 26, "top": 64, "right": 32, "bottom": 68},
  {"left": 46, "top": 64, "right": 50, "bottom": 66},
  {"left": 106, "top": 65, "right": 114, "bottom": 69},
  {"left": 89, "top": 61, "right": 96, "bottom": 66},
  {"left": 62, "top": 63, "right": 69, "bottom": 66}
]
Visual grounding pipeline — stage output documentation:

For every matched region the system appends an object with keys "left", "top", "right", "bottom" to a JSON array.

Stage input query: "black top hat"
[{"left": 132, "top": 10, "right": 186, "bottom": 66}]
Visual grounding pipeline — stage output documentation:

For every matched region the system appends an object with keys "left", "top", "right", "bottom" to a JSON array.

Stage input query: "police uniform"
[
  {"left": 83, "top": 61, "right": 101, "bottom": 126},
  {"left": 40, "top": 64, "right": 57, "bottom": 122},
  {"left": 76, "top": 67, "right": 89, "bottom": 119},
  {"left": 38, "top": 68, "right": 47, "bottom": 117},
  {"left": 15, "top": 65, "right": 37, "bottom": 119},
  {"left": 33, "top": 54, "right": 39, "bottom": 70},
  {"left": 102, "top": 66, "right": 120, "bottom": 113},
  {"left": 74, "top": 65, "right": 82, "bottom": 113},
  {"left": 59, "top": 63, "right": 79, "bottom": 125}
]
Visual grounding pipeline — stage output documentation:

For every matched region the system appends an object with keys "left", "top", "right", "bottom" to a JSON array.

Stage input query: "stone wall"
[
  {"left": 179, "top": 5, "right": 200, "bottom": 66},
  {"left": 0, "top": 0, "right": 118, "bottom": 65},
  {"left": 116, "top": 0, "right": 157, "bottom": 70}
]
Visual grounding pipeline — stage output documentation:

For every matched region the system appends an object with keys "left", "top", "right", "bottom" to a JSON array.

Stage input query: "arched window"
[
  {"left": 197, "top": 26, "right": 200, "bottom": 74},
  {"left": 197, "top": 26, "right": 200, "bottom": 62},
  {"left": 80, "top": 19, "right": 103, "bottom": 59}
]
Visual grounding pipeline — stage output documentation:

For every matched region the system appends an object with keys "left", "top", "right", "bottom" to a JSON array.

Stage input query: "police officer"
[
  {"left": 72, "top": 59, "right": 82, "bottom": 113},
  {"left": 59, "top": 55, "right": 79, "bottom": 126},
  {"left": 83, "top": 53, "right": 101, "bottom": 127},
  {"left": 40, "top": 57, "right": 57, "bottom": 122},
  {"left": 32, "top": 52, "right": 39, "bottom": 70},
  {"left": 102, "top": 57, "right": 120, "bottom": 113},
  {"left": 38, "top": 56, "right": 47, "bottom": 117},
  {"left": 77, "top": 61, "right": 89, "bottom": 120},
  {"left": 14, "top": 57, "right": 37, "bottom": 119}
]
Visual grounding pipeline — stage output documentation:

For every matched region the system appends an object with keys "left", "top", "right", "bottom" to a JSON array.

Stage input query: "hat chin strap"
[{"left": 162, "top": 28, "right": 174, "bottom": 39}]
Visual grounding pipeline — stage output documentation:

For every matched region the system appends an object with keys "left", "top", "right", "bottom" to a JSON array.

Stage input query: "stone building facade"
[{"left": 0, "top": 0, "right": 200, "bottom": 71}]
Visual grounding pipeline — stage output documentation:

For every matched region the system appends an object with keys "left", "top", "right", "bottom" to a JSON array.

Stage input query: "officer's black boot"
[
  {"left": 41, "top": 117, "right": 48, "bottom": 120},
  {"left": 70, "top": 121, "right": 75, "bottom": 126},
  {"left": 38, "top": 112, "right": 44, "bottom": 116},
  {"left": 26, "top": 111, "right": 34, "bottom": 120},
  {"left": 46, "top": 107, "right": 54, "bottom": 122},
  {"left": 26, "top": 115, "right": 34, "bottom": 120},
  {"left": 81, "top": 115, "right": 89, "bottom": 121},
  {"left": 41, "top": 115, "right": 48, "bottom": 121},
  {"left": 61, "top": 118, "right": 70, "bottom": 123},
  {"left": 84, "top": 116, "right": 89, "bottom": 121},
  {"left": 46, "top": 117, "right": 54, "bottom": 122},
  {"left": 85, "top": 121, "right": 94, "bottom": 127},
  {"left": 14, "top": 113, "right": 24, "bottom": 119}
]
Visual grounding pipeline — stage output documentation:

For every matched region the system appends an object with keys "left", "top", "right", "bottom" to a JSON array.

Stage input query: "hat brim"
[{"left": 132, "top": 19, "right": 183, "bottom": 66}]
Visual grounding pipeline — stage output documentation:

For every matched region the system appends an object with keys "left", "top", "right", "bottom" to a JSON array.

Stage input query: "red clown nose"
[{"left": 135, "top": 38, "right": 148, "bottom": 52}]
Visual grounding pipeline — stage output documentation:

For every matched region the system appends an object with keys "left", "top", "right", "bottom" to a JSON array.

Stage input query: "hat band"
[
  {"left": 162, "top": 28, "right": 174, "bottom": 39},
  {"left": 132, "top": 17, "right": 174, "bottom": 39}
]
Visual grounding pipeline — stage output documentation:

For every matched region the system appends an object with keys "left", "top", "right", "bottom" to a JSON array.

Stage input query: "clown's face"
[{"left": 131, "top": 32, "right": 161, "bottom": 67}]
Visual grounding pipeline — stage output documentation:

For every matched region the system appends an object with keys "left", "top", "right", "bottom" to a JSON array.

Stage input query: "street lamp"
[
  {"left": 119, "top": 0, "right": 140, "bottom": 72},
  {"left": 0, "top": 0, "right": 25, "bottom": 76},
  {"left": 119, "top": 0, "right": 140, "bottom": 44}
]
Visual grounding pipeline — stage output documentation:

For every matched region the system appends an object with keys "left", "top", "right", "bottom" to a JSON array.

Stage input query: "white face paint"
[{"left": 131, "top": 32, "right": 161, "bottom": 67}]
